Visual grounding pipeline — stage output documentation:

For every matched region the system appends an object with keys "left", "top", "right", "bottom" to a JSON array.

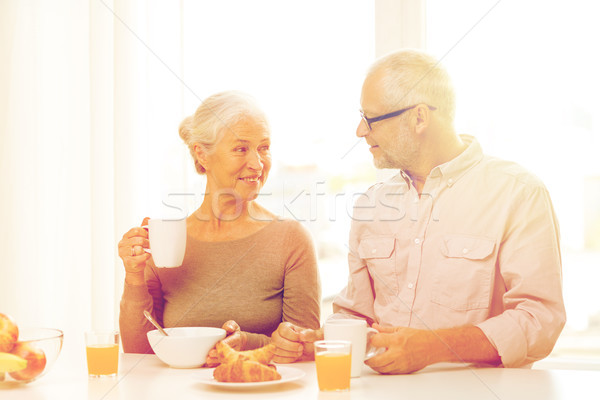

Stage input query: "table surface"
[{"left": 2, "top": 352, "right": 599, "bottom": 400}]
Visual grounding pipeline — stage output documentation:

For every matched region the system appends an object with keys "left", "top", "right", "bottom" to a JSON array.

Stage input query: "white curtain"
[
  {"left": 0, "top": 0, "right": 189, "bottom": 339},
  {"left": 1, "top": 1, "right": 96, "bottom": 332}
]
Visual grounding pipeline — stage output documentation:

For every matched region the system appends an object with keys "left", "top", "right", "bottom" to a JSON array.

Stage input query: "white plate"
[{"left": 197, "top": 366, "right": 305, "bottom": 388}]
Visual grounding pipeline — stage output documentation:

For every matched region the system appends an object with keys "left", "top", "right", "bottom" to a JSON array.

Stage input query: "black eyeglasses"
[{"left": 360, "top": 104, "right": 437, "bottom": 131}]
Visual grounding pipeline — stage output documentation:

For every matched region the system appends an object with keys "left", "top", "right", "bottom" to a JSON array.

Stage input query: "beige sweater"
[{"left": 119, "top": 218, "right": 321, "bottom": 353}]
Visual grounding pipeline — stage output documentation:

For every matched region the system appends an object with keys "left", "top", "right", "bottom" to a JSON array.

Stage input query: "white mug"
[
  {"left": 324, "top": 319, "right": 384, "bottom": 378},
  {"left": 147, "top": 218, "right": 186, "bottom": 268}
]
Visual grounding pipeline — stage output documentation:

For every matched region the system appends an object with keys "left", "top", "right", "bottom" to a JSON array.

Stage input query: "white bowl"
[{"left": 147, "top": 327, "right": 226, "bottom": 368}]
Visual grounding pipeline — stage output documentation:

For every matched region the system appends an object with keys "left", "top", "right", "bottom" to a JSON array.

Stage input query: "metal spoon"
[{"left": 143, "top": 310, "right": 169, "bottom": 336}]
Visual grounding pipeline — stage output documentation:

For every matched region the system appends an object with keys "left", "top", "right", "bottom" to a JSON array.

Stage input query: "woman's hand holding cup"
[{"left": 118, "top": 217, "right": 151, "bottom": 285}]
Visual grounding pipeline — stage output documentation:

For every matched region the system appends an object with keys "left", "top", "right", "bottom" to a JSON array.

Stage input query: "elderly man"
[{"left": 271, "top": 49, "right": 566, "bottom": 374}]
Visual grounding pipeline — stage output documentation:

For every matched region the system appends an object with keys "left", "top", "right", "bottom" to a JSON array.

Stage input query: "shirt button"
[
  {"left": 371, "top": 249, "right": 377, "bottom": 254},
  {"left": 462, "top": 248, "right": 469, "bottom": 255},
  {"left": 447, "top": 178, "right": 454, "bottom": 187},
  {"left": 414, "top": 238, "right": 421, "bottom": 245},
  {"left": 407, "top": 283, "right": 414, "bottom": 289}
]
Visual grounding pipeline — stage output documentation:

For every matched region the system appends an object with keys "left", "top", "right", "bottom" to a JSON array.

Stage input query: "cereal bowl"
[{"left": 147, "top": 327, "right": 225, "bottom": 368}]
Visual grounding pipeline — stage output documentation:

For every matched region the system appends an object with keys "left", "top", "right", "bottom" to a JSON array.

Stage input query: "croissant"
[
  {"left": 213, "top": 342, "right": 281, "bottom": 382},
  {"left": 217, "top": 341, "right": 276, "bottom": 364},
  {"left": 213, "top": 359, "right": 281, "bottom": 382}
]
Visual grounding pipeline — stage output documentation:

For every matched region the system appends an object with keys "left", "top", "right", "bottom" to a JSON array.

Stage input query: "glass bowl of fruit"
[{"left": 1, "top": 313, "right": 63, "bottom": 385}]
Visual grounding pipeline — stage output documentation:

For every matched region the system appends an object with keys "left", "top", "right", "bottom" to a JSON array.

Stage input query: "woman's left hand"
[{"left": 205, "top": 320, "right": 247, "bottom": 367}]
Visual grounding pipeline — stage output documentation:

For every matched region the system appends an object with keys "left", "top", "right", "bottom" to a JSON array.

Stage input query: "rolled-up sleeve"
[{"left": 477, "top": 185, "right": 566, "bottom": 367}]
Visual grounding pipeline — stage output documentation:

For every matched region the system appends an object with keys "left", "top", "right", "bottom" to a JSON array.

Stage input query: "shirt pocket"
[
  {"left": 430, "top": 235, "right": 496, "bottom": 311},
  {"left": 358, "top": 237, "right": 397, "bottom": 295}
]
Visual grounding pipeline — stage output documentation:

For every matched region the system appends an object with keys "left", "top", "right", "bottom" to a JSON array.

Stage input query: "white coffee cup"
[
  {"left": 324, "top": 319, "right": 384, "bottom": 378},
  {"left": 147, "top": 218, "right": 186, "bottom": 268}
]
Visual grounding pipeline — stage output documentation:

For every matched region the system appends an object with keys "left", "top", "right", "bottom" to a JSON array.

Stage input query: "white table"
[{"left": 2, "top": 352, "right": 599, "bottom": 400}]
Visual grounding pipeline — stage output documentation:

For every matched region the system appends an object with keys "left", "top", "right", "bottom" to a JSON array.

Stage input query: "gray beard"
[
  {"left": 373, "top": 153, "right": 396, "bottom": 169},
  {"left": 373, "top": 147, "right": 415, "bottom": 170}
]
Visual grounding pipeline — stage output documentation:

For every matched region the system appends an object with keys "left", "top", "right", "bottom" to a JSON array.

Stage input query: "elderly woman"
[{"left": 118, "top": 91, "right": 321, "bottom": 360}]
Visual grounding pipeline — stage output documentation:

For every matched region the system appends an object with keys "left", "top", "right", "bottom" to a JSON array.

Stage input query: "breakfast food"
[
  {"left": 0, "top": 313, "right": 19, "bottom": 352},
  {"left": 0, "top": 352, "right": 28, "bottom": 378},
  {"left": 213, "top": 342, "right": 281, "bottom": 383},
  {"left": 0, "top": 313, "right": 47, "bottom": 382},
  {"left": 9, "top": 342, "right": 46, "bottom": 381}
]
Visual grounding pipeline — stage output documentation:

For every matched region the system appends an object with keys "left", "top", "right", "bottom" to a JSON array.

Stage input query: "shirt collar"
[
  {"left": 389, "top": 134, "right": 484, "bottom": 190},
  {"left": 431, "top": 134, "right": 484, "bottom": 188}
]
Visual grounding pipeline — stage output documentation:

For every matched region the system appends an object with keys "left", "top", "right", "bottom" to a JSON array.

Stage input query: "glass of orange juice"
[
  {"left": 85, "top": 331, "right": 119, "bottom": 377},
  {"left": 314, "top": 340, "right": 352, "bottom": 391}
]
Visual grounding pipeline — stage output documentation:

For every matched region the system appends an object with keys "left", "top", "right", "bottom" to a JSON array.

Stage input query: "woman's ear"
[{"left": 193, "top": 143, "right": 209, "bottom": 171}]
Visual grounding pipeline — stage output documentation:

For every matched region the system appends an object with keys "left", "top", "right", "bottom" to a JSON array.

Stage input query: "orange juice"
[
  {"left": 86, "top": 344, "right": 119, "bottom": 376},
  {"left": 315, "top": 352, "right": 352, "bottom": 391}
]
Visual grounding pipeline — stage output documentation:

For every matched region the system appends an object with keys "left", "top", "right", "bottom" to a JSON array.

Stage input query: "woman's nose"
[{"left": 247, "top": 150, "right": 263, "bottom": 170}]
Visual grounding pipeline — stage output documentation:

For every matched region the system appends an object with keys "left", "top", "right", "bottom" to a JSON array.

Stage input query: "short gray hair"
[
  {"left": 367, "top": 49, "right": 455, "bottom": 125},
  {"left": 178, "top": 91, "right": 268, "bottom": 174}
]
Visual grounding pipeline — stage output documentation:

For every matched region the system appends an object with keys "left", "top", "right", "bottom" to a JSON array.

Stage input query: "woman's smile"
[{"left": 239, "top": 175, "right": 261, "bottom": 184}]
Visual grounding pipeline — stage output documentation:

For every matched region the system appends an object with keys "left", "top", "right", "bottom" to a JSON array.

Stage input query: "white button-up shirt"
[{"left": 332, "top": 135, "right": 566, "bottom": 367}]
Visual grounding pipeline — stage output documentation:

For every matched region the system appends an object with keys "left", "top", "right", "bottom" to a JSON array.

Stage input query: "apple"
[
  {"left": 8, "top": 342, "right": 46, "bottom": 381},
  {"left": 0, "top": 313, "right": 19, "bottom": 352}
]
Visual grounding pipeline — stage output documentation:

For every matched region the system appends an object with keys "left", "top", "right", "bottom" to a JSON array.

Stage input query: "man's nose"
[{"left": 356, "top": 119, "right": 369, "bottom": 138}]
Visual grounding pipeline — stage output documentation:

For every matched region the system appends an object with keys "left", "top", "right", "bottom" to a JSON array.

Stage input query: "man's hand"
[
  {"left": 365, "top": 324, "right": 436, "bottom": 374},
  {"left": 271, "top": 322, "right": 323, "bottom": 363},
  {"left": 365, "top": 323, "right": 501, "bottom": 374}
]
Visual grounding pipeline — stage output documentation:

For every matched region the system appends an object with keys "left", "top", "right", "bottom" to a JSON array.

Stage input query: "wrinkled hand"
[
  {"left": 118, "top": 217, "right": 152, "bottom": 285},
  {"left": 270, "top": 322, "right": 323, "bottom": 363},
  {"left": 205, "top": 320, "right": 247, "bottom": 367},
  {"left": 365, "top": 323, "right": 436, "bottom": 374}
]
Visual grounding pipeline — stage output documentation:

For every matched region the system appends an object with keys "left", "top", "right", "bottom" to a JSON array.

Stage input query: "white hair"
[
  {"left": 367, "top": 49, "right": 456, "bottom": 125},
  {"left": 178, "top": 91, "right": 268, "bottom": 174}
]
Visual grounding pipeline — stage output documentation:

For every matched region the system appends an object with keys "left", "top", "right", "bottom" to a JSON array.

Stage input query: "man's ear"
[
  {"left": 193, "top": 143, "right": 208, "bottom": 171},
  {"left": 414, "top": 104, "right": 432, "bottom": 135}
]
